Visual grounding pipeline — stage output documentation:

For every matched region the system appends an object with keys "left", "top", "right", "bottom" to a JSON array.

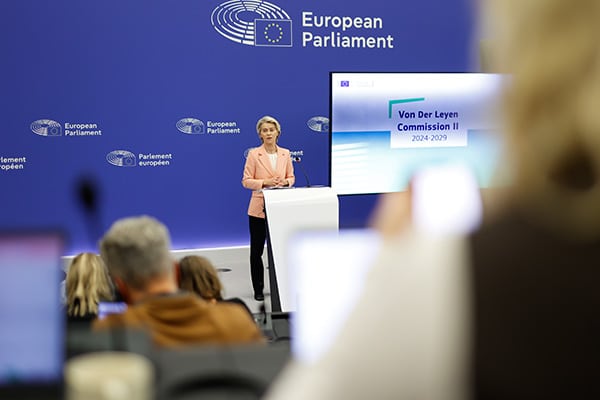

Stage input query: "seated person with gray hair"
[{"left": 93, "top": 215, "right": 264, "bottom": 347}]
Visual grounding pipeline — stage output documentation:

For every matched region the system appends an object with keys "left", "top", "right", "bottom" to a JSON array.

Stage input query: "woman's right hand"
[{"left": 263, "top": 178, "right": 277, "bottom": 187}]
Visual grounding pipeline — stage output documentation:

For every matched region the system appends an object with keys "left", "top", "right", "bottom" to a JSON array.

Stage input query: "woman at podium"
[{"left": 242, "top": 116, "right": 295, "bottom": 301}]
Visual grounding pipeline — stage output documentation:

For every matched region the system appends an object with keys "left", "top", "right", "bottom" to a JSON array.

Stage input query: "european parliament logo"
[
  {"left": 255, "top": 19, "right": 292, "bottom": 47},
  {"left": 307, "top": 116, "right": 329, "bottom": 133},
  {"left": 211, "top": 0, "right": 292, "bottom": 47},
  {"left": 243, "top": 147, "right": 254, "bottom": 159},
  {"left": 106, "top": 150, "right": 137, "bottom": 167},
  {"left": 30, "top": 119, "right": 62, "bottom": 136},
  {"left": 176, "top": 118, "right": 205, "bottom": 134}
]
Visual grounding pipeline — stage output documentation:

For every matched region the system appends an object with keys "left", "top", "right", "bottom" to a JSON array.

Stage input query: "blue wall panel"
[{"left": 0, "top": 0, "right": 475, "bottom": 254}]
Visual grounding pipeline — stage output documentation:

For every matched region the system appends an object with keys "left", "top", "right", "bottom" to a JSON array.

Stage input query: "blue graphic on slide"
[{"left": 211, "top": 0, "right": 292, "bottom": 46}]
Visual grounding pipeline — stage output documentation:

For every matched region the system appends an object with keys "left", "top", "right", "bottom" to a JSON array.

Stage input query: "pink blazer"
[{"left": 242, "top": 145, "right": 295, "bottom": 218}]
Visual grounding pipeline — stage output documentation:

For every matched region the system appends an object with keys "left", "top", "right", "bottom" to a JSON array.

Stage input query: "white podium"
[{"left": 263, "top": 187, "right": 339, "bottom": 312}]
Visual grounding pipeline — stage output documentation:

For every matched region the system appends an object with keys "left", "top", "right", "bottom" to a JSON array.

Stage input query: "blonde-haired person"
[
  {"left": 467, "top": 0, "right": 600, "bottom": 397},
  {"left": 483, "top": 0, "right": 600, "bottom": 237},
  {"left": 265, "top": 1, "right": 600, "bottom": 399},
  {"left": 178, "top": 255, "right": 253, "bottom": 318},
  {"left": 242, "top": 115, "right": 295, "bottom": 301},
  {"left": 65, "top": 252, "right": 114, "bottom": 325}
]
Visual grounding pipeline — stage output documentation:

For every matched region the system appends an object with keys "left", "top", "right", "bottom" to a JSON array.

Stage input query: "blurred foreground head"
[
  {"left": 99, "top": 215, "right": 173, "bottom": 290},
  {"left": 486, "top": 0, "right": 600, "bottom": 239}
]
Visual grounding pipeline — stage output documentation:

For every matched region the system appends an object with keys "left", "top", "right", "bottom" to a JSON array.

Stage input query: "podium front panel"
[{"left": 263, "top": 187, "right": 339, "bottom": 312}]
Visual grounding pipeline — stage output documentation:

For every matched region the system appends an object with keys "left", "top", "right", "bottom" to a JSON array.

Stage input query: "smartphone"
[{"left": 411, "top": 163, "right": 483, "bottom": 235}]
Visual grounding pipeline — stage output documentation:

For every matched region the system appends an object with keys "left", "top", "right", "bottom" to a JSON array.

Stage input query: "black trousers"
[{"left": 249, "top": 215, "right": 266, "bottom": 295}]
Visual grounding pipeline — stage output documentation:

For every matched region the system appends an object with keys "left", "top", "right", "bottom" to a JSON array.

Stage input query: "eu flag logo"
[{"left": 254, "top": 19, "right": 292, "bottom": 47}]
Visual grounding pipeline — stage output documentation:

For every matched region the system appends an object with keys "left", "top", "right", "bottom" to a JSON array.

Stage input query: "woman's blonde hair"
[
  {"left": 486, "top": 0, "right": 600, "bottom": 239},
  {"left": 179, "top": 255, "right": 223, "bottom": 301},
  {"left": 256, "top": 115, "right": 281, "bottom": 140},
  {"left": 66, "top": 252, "right": 114, "bottom": 317}
]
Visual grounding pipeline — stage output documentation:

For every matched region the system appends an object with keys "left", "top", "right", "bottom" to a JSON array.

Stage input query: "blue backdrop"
[{"left": 1, "top": 0, "right": 476, "bottom": 254}]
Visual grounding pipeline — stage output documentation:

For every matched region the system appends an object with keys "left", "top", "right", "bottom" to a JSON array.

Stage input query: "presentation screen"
[{"left": 329, "top": 72, "right": 509, "bottom": 196}]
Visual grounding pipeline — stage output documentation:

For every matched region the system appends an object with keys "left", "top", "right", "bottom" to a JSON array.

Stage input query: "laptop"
[
  {"left": 287, "top": 228, "right": 382, "bottom": 364},
  {"left": 97, "top": 301, "right": 127, "bottom": 320},
  {"left": 286, "top": 170, "right": 481, "bottom": 365},
  {"left": 0, "top": 231, "right": 66, "bottom": 399}
]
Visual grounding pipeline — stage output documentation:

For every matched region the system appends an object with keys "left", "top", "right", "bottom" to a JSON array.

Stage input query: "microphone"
[
  {"left": 78, "top": 178, "right": 97, "bottom": 213},
  {"left": 75, "top": 175, "right": 104, "bottom": 248},
  {"left": 293, "top": 156, "right": 311, "bottom": 187}
]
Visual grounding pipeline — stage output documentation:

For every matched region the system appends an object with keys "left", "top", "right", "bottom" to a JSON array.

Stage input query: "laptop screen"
[
  {"left": 287, "top": 228, "right": 382, "bottom": 364},
  {"left": 97, "top": 301, "right": 127, "bottom": 320},
  {"left": 0, "top": 232, "right": 65, "bottom": 387}
]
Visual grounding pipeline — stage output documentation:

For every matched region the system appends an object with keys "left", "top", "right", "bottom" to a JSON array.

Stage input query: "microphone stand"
[{"left": 293, "top": 157, "right": 311, "bottom": 187}]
